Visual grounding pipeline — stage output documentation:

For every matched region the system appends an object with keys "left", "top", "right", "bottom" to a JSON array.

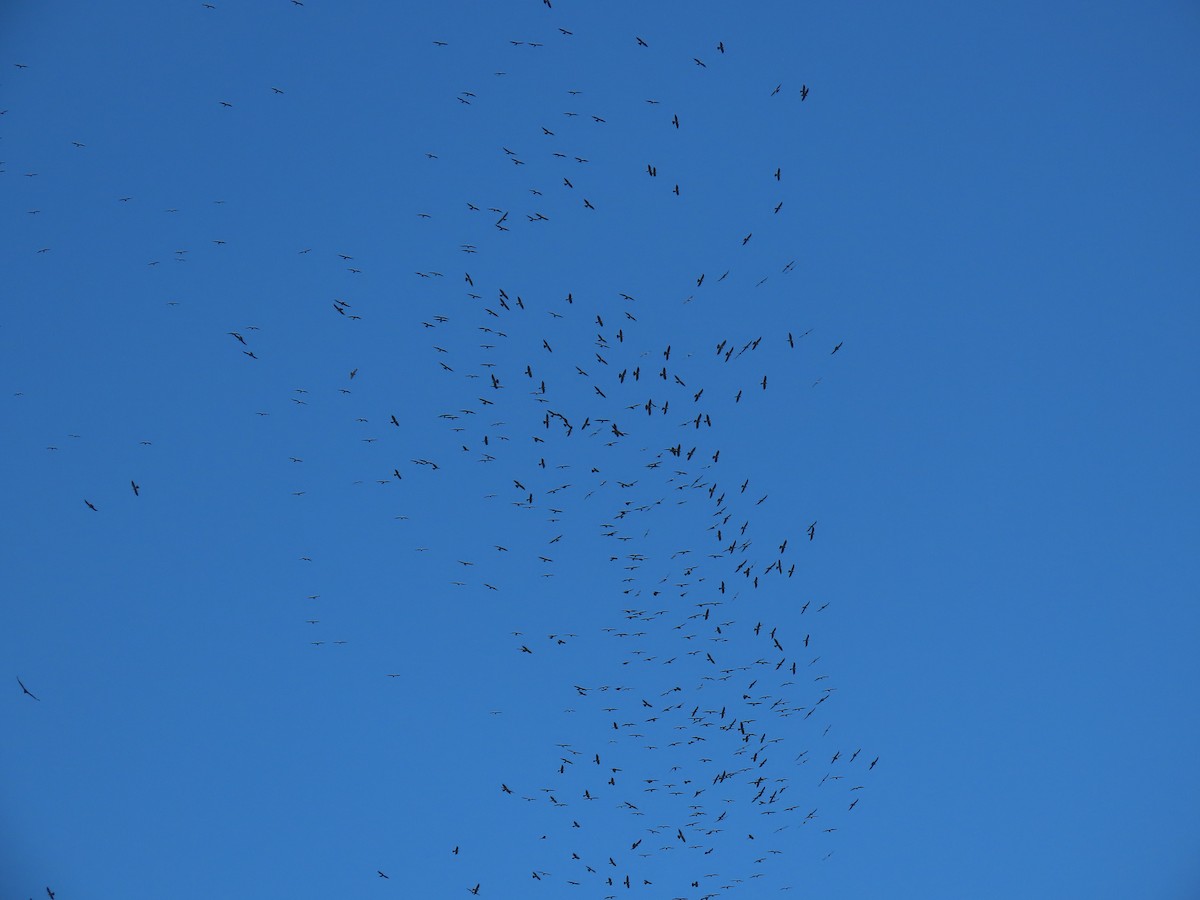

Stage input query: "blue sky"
[{"left": 3, "top": 1, "right": 1198, "bottom": 898}]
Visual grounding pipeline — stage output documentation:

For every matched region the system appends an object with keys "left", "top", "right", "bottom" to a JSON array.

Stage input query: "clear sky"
[{"left": 3, "top": 2, "right": 1199, "bottom": 898}]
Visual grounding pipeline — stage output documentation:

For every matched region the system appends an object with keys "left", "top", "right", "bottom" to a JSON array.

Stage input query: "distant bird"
[
  {"left": 377, "top": 871, "right": 389, "bottom": 879},
  {"left": 801, "top": 84, "right": 810, "bottom": 100},
  {"left": 17, "top": 677, "right": 39, "bottom": 701},
  {"left": 131, "top": 481, "right": 140, "bottom": 496},
  {"left": 84, "top": 500, "right": 98, "bottom": 511}
]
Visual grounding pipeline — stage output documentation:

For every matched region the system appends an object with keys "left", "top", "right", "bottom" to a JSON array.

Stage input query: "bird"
[
  {"left": 131, "top": 481, "right": 140, "bottom": 496},
  {"left": 84, "top": 500, "right": 98, "bottom": 511},
  {"left": 18, "top": 677, "right": 39, "bottom": 701}
]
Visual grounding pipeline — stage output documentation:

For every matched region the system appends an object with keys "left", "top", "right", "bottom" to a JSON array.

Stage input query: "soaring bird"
[{"left": 18, "top": 677, "right": 39, "bottom": 701}]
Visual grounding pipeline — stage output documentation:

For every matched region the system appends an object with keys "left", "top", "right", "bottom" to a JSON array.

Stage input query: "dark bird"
[
  {"left": 378, "top": 871, "right": 389, "bottom": 879},
  {"left": 18, "top": 677, "right": 39, "bottom": 701},
  {"left": 636, "top": 37, "right": 648, "bottom": 47},
  {"left": 801, "top": 84, "right": 810, "bottom": 100},
  {"left": 131, "top": 481, "right": 140, "bottom": 496},
  {"left": 84, "top": 500, "right": 98, "bottom": 511},
  {"left": 832, "top": 341, "right": 844, "bottom": 354}
]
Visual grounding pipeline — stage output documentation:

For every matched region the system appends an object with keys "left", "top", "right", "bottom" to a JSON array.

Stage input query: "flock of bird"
[{"left": 9, "top": 4, "right": 877, "bottom": 898}]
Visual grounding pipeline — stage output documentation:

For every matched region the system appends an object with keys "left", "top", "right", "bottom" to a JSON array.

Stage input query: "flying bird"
[{"left": 18, "top": 677, "right": 39, "bottom": 701}]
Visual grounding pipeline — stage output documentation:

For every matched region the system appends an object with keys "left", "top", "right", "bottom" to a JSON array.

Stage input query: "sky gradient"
[{"left": 3, "top": 2, "right": 1199, "bottom": 898}]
